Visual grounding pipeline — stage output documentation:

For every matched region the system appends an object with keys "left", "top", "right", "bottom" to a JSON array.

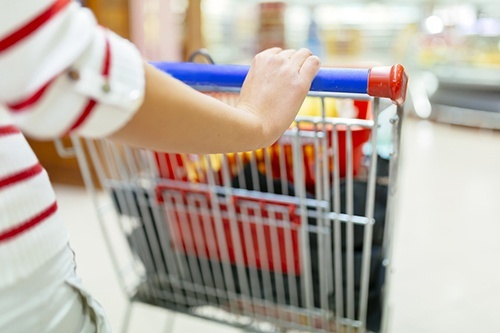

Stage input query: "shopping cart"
[{"left": 59, "top": 60, "right": 407, "bottom": 333}]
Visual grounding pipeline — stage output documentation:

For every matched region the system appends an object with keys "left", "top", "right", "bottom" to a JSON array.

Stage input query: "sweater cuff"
[{"left": 71, "top": 28, "right": 145, "bottom": 138}]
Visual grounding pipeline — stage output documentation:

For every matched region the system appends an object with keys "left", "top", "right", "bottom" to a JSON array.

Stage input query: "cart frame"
[{"left": 56, "top": 62, "right": 406, "bottom": 333}]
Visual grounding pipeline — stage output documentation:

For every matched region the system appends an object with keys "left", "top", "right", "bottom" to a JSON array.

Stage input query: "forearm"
[
  {"left": 109, "top": 63, "right": 265, "bottom": 154},
  {"left": 110, "top": 49, "right": 320, "bottom": 154}
]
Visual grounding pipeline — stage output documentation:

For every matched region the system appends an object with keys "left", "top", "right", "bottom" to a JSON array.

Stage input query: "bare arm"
[{"left": 109, "top": 48, "right": 321, "bottom": 154}]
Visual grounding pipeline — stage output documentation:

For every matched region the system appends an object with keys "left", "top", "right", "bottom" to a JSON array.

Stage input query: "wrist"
[{"left": 236, "top": 102, "right": 274, "bottom": 150}]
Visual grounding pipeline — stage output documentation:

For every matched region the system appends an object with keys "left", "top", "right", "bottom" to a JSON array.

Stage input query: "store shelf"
[
  {"left": 430, "top": 104, "right": 500, "bottom": 129},
  {"left": 429, "top": 65, "right": 500, "bottom": 91},
  {"left": 426, "top": 65, "right": 500, "bottom": 129}
]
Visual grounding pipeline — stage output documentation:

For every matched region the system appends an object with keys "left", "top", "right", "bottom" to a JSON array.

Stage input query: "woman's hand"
[{"left": 237, "top": 48, "right": 321, "bottom": 146}]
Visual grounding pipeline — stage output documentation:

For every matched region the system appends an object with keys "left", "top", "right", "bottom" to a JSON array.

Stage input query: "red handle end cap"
[{"left": 368, "top": 64, "right": 408, "bottom": 106}]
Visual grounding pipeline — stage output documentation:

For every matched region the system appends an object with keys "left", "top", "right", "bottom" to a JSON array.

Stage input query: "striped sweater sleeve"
[{"left": 0, "top": 0, "right": 145, "bottom": 139}]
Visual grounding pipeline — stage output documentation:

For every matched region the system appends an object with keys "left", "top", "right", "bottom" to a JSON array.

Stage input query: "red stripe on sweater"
[
  {"left": 0, "top": 163, "right": 44, "bottom": 190},
  {"left": 66, "top": 99, "right": 97, "bottom": 134},
  {"left": 6, "top": 78, "right": 56, "bottom": 112},
  {"left": 102, "top": 32, "right": 111, "bottom": 78},
  {"left": 0, "top": 0, "right": 71, "bottom": 53},
  {"left": 0, "top": 125, "right": 21, "bottom": 137},
  {"left": 65, "top": 32, "right": 112, "bottom": 134},
  {"left": 0, "top": 202, "right": 58, "bottom": 243}
]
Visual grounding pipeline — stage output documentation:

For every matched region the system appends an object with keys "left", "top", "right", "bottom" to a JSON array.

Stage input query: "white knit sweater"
[{"left": 0, "top": 0, "right": 145, "bottom": 287}]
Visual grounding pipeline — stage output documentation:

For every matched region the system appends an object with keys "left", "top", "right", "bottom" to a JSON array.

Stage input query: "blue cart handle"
[{"left": 151, "top": 62, "right": 408, "bottom": 106}]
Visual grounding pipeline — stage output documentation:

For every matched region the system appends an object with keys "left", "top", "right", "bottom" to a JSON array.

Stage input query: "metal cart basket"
[{"left": 62, "top": 61, "right": 407, "bottom": 333}]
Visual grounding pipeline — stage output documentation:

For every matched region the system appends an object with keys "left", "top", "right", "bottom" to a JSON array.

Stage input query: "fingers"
[
  {"left": 285, "top": 48, "right": 321, "bottom": 78},
  {"left": 288, "top": 48, "right": 321, "bottom": 82},
  {"left": 290, "top": 48, "right": 313, "bottom": 66},
  {"left": 255, "top": 47, "right": 321, "bottom": 81},
  {"left": 299, "top": 55, "right": 321, "bottom": 81}
]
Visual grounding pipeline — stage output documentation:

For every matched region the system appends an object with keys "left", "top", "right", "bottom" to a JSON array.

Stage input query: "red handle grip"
[{"left": 368, "top": 64, "right": 408, "bottom": 106}]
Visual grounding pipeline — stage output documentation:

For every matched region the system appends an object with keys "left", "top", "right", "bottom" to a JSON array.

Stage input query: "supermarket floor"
[{"left": 55, "top": 116, "right": 500, "bottom": 333}]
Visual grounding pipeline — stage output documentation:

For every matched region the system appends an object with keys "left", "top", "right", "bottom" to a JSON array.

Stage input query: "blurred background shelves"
[
  {"left": 37, "top": 0, "right": 499, "bottom": 185},
  {"left": 413, "top": 5, "right": 500, "bottom": 127},
  {"left": 425, "top": 65, "right": 500, "bottom": 126}
]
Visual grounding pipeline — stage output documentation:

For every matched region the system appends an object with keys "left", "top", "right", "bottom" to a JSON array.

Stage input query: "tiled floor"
[{"left": 54, "top": 116, "right": 500, "bottom": 333}]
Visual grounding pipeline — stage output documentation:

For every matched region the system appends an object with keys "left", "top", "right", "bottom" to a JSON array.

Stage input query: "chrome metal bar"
[
  {"left": 70, "top": 137, "right": 129, "bottom": 296},
  {"left": 292, "top": 124, "right": 313, "bottom": 326},
  {"left": 196, "top": 196, "right": 227, "bottom": 304},
  {"left": 235, "top": 152, "right": 247, "bottom": 189},
  {"left": 251, "top": 201, "right": 274, "bottom": 321},
  {"left": 175, "top": 192, "right": 209, "bottom": 305},
  {"left": 313, "top": 120, "right": 329, "bottom": 320},
  {"left": 331, "top": 125, "right": 344, "bottom": 333},
  {"left": 249, "top": 151, "right": 261, "bottom": 192},
  {"left": 106, "top": 143, "right": 159, "bottom": 301},
  {"left": 345, "top": 126, "right": 355, "bottom": 333},
  {"left": 278, "top": 141, "right": 289, "bottom": 197},
  {"left": 267, "top": 206, "right": 288, "bottom": 325},
  {"left": 320, "top": 99, "right": 334, "bottom": 315},
  {"left": 204, "top": 155, "right": 237, "bottom": 309},
  {"left": 221, "top": 154, "right": 252, "bottom": 313},
  {"left": 53, "top": 138, "right": 75, "bottom": 158},
  {"left": 283, "top": 202, "right": 300, "bottom": 325},
  {"left": 143, "top": 151, "right": 181, "bottom": 301},
  {"left": 121, "top": 146, "right": 167, "bottom": 304},
  {"left": 239, "top": 203, "right": 263, "bottom": 316},
  {"left": 160, "top": 154, "right": 192, "bottom": 305},
  {"left": 358, "top": 98, "right": 380, "bottom": 332},
  {"left": 264, "top": 147, "right": 275, "bottom": 194},
  {"left": 380, "top": 104, "right": 405, "bottom": 333}
]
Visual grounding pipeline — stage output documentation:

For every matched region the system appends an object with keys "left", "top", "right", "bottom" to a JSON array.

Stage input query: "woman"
[{"left": 0, "top": 0, "right": 320, "bottom": 332}]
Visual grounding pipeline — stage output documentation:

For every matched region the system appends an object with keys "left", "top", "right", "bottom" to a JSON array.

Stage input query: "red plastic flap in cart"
[{"left": 157, "top": 184, "right": 302, "bottom": 275}]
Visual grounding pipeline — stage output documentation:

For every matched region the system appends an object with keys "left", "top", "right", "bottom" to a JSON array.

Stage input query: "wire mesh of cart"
[{"left": 61, "top": 61, "right": 407, "bottom": 333}]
